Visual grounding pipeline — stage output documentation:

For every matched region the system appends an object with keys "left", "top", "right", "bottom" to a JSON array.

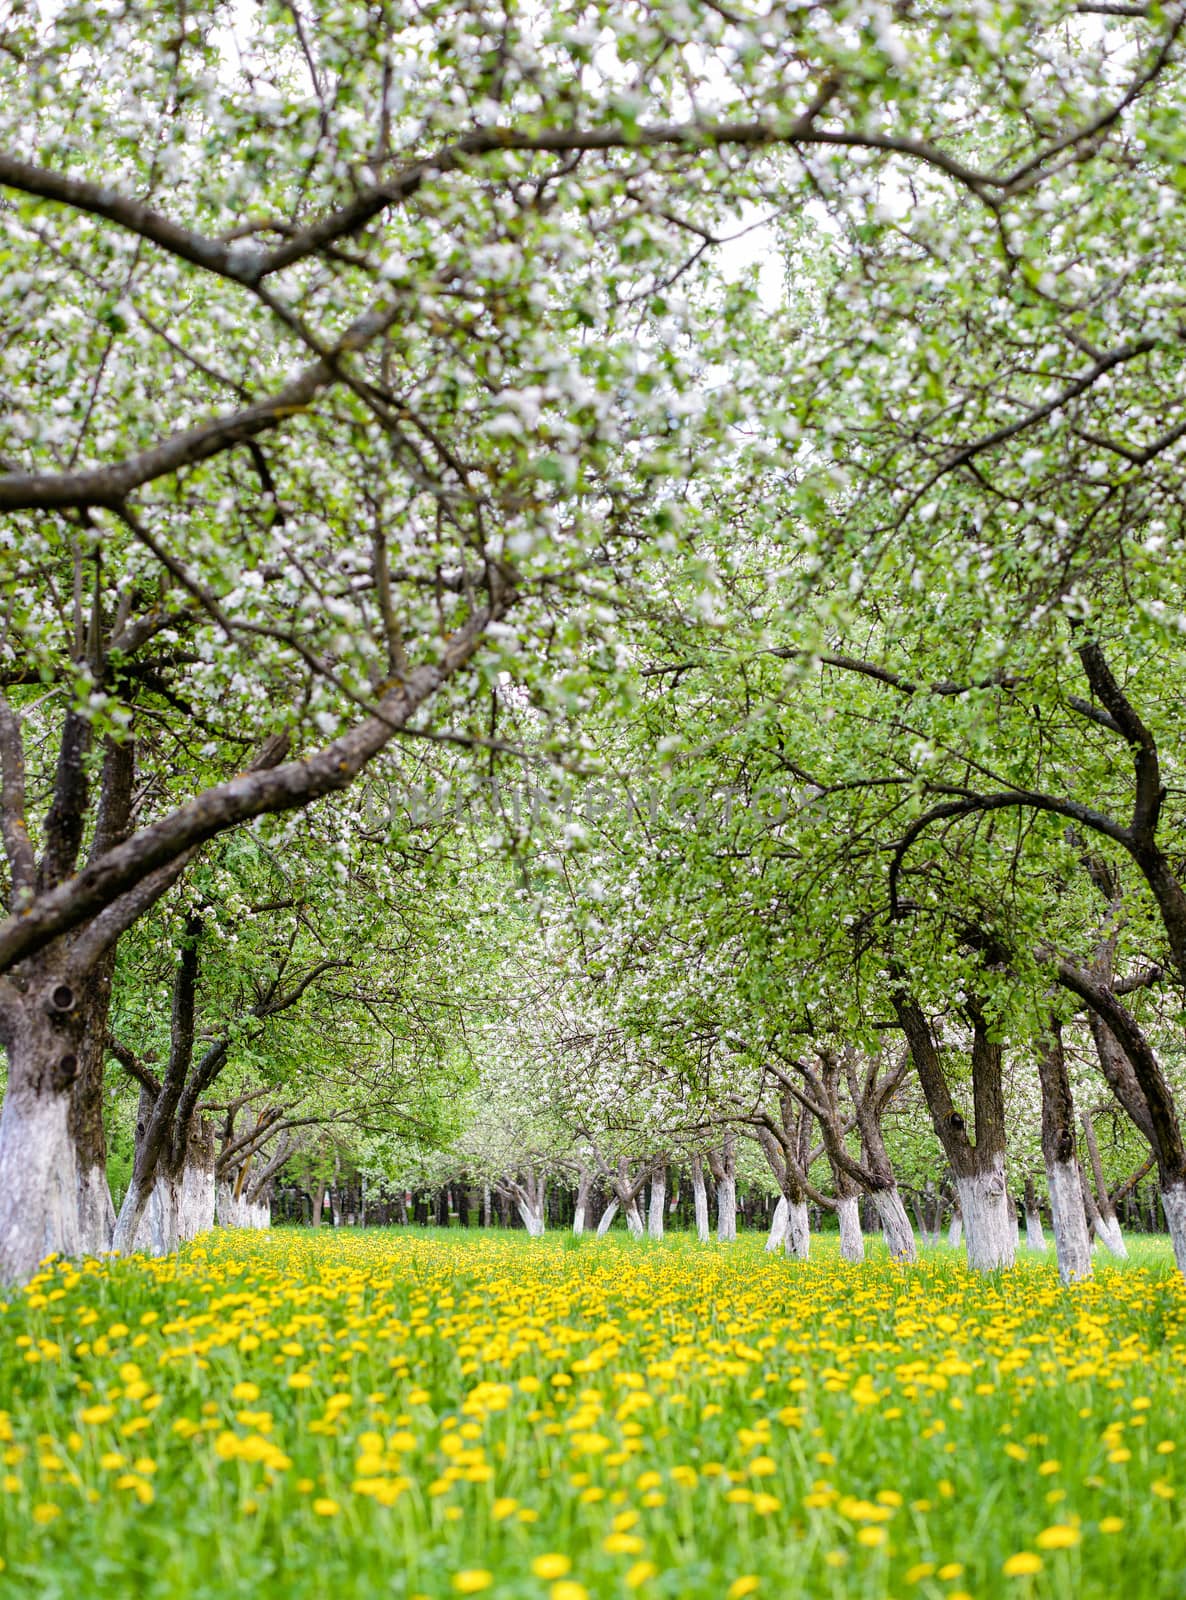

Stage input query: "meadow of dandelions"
[{"left": 1, "top": 1230, "right": 1184, "bottom": 1598}]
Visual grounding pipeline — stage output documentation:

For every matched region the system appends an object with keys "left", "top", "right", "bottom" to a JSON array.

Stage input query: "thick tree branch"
[{"left": 0, "top": 605, "right": 499, "bottom": 975}]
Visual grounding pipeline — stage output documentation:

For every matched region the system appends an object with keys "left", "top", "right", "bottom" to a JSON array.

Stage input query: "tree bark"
[
  {"left": 836, "top": 1192, "right": 864, "bottom": 1263},
  {"left": 1082, "top": 1109, "right": 1127, "bottom": 1258},
  {"left": 691, "top": 1153, "right": 710, "bottom": 1243},
  {"left": 1035, "top": 1023, "right": 1093, "bottom": 1284},
  {"left": 872, "top": 1186, "right": 917, "bottom": 1261},
  {"left": 895, "top": 993, "right": 1012, "bottom": 1269},
  {"left": 572, "top": 1166, "right": 592, "bottom": 1236},
  {"left": 647, "top": 1164, "right": 666, "bottom": 1239},
  {"left": 708, "top": 1136, "right": 737, "bottom": 1243},
  {"left": 765, "top": 1195, "right": 789, "bottom": 1252},
  {"left": 0, "top": 976, "right": 94, "bottom": 1279},
  {"left": 1024, "top": 1174, "right": 1047, "bottom": 1251}
]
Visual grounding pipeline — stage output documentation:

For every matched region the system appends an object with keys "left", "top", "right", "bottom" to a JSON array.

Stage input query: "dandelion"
[
  {"left": 1002, "top": 1552, "right": 1043, "bottom": 1576},
  {"left": 531, "top": 1554, "right": 571, "bottom": 1580},
  {"left": 726, "top": 1580, "right": 760, "bottom": 1599},
  {"left": 1035, "top": 1525, "right": 1080, "bottom": 1550}
]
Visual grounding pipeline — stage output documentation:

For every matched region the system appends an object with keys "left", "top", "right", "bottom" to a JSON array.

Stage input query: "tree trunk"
[
  {"left": 69, "top": 953, "right": 118, "bottom": 1255},
  {"left": 1036, "top": 1024, "right": 1093, "bottom": 1283},
  {"left": 178, "top": 1119, "right": 216, "bottom": 1241},
  {"left": 765, "top": 1195, "right": 789, "bottom": 1252},
  {"left": 573, "top": 1167, "right": 592, "bottom": 1236},
  {"left": 1082, "top": 1110, "right": 1128, "bottom": 1259},
  {"left": 715, "top": 1172, "right": 736, "bottom": 1242},
  {"left": 871, "top": 1185, "right": 917, "bottom": 1262},
  {"left": 895, "top": 992, "right": 1013, "bottom": 1271},
  {"left": 691, "top": 1154, "right": 710, "bottom": 1243},
  {"left": 647, "top": 1167, "right": 665, "bottom": 1239},
  {"left": 0, "top": 982, "right": 95, "bottom": 1280},
  {"left": 1048, "top": 1157, "right": 1093, "bottom": 1285},
  {"left": 624, "top": 1198, "right": 644, "bottom": 1236},
  {"left": 515, "top": 1199, "right": 544, "bottom": 1237},
  {"left": 710, "top": 1135, "right": 737, "bottom": 1242},
  {"left": 1024, "top": 1174, "right": 1046, "bottom": 1251},
  {"left": 0, "top": 1081, "right": 81, "bottom": 1280},
  {"left": 312, "top": 1176, "right": 326, "bottom": 1227},
  {"left": 947, "top": 1207, "right": 962, "bottom": 1249},
  {"left": 784, "top": 1196, "right": 810, "bottom": 1259},
  {"left": 113, "top": 1085, "right": 158, "bottom": 1254},
  {"left": 596, "top": 1197, "right": 619, "bottom": 1236},
  {"left": 836, "top": 1193, "right": 863, "bottom": 1262},
  {"left": 954, "top": 1163, "right": 1013, "bottom": 1271},
  {"left": 1161, "top": 1183, "right": 1186, "bottom": 1275}
]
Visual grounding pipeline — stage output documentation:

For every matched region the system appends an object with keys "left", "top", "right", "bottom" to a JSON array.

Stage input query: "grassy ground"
[{"left": 1, "top": 1228, "right": 1183, "bottom": 1598}]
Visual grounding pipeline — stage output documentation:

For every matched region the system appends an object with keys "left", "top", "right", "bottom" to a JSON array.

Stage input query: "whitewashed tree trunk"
[
  {"left": 765, "top": 1195, "right": 789, "bottom": 1252},
  {"left": 691, "top": 1156, "right": 709, "bottom": 1243},
  {"left": 134, "top": 1176, "right": 176, "bottom": 1255},
  {"left": 871, "top": 1185, "right": 917, "bottom": 1263},
  {"left": 836, "top": 1193, "right": 864, "bottom": 1263},
  {"left": 596, "top": 1197, "right": 619, "bottom": 1237},
  {"left": 947, "top": 1212, "right": 962, "bottom": 1249},
  {"left": 1007, "top": 1195, "right": 1019, "bottom": 1254},
  {"left": 1046, "top": 1157, "right": 1093, "bottom": 1284},
  {"left": 784, "top": 1196, "right": 810, "bottom": 1260},
  {"left": 1092, "top": 1211, "right": 1128, "bottom": 1260},
  {"left": 113, "top": 1172, "right": 155, "bottom": 1255},
  {"left": 179, "top": 1159, "right": 216, "bottom": 1240},
  {"left": 515, "top": 1199, "right": 544, "bottom": 1237},
  {"left": 0, "top": 1090, "right": 82, "bottom": 1278},
  {"left": 572, "top": 1168, "right": 592, "bottom": 1236},
  {"left": 216, "top": 1180, "right": 234, "bottom": 1226},
  {"left": 716, "top": 1175, "right": 737, "bottom": 1243},
  {"left": 1161, "top": 1184, "right": 1186, "bottom": 1276},
  {"left": 647, "top": 1170, "right": 665, "bottom": 1239},
  {"left": 77, "top": 1163, "right": 115, "bottom": 1256},
  {"left": 624, "top": 1199, "right": 644, "bottom": 1236},
  {"left": 956, "top": 1163, "right": 1016, "bottom": 1271},
  {"left": 1025, "top": 1204, "right": 1047, "bottom": 1252}
]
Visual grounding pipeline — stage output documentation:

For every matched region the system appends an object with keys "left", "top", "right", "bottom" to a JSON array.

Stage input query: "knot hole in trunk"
[
  {"left": 45, "top": 983, "right": 76, "bottom": 1018},
  {"left": 51, "top": 1053, "right": 79, "bottom": 1091}
]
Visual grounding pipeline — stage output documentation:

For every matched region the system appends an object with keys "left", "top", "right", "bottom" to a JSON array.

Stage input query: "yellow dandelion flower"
[
  {"left": 1035, "top": 1525, "right": 1079, "bottom": 1550},
  {"left": 531, "top": 1554, "right": 571, "bottom": 1580},
  {"left": 726, "top": 1578, "right": 761, "bottom": 1599},
  {"left": 1002, "top": 1552, "right": 1043, "bottom": 1577},
  {"left": 451, "top": 1573, "right": 493, "bottom": 1595}
]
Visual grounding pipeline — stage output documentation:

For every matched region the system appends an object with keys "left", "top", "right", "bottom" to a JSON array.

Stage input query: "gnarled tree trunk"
[{"left": 895, "top": 993, "right": 1014, "bottom": 1272}]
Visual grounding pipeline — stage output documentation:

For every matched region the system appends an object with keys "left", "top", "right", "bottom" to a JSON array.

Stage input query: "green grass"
[{"left": 1, "top": 1229, "right": 1183, "bottom": 1598}]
